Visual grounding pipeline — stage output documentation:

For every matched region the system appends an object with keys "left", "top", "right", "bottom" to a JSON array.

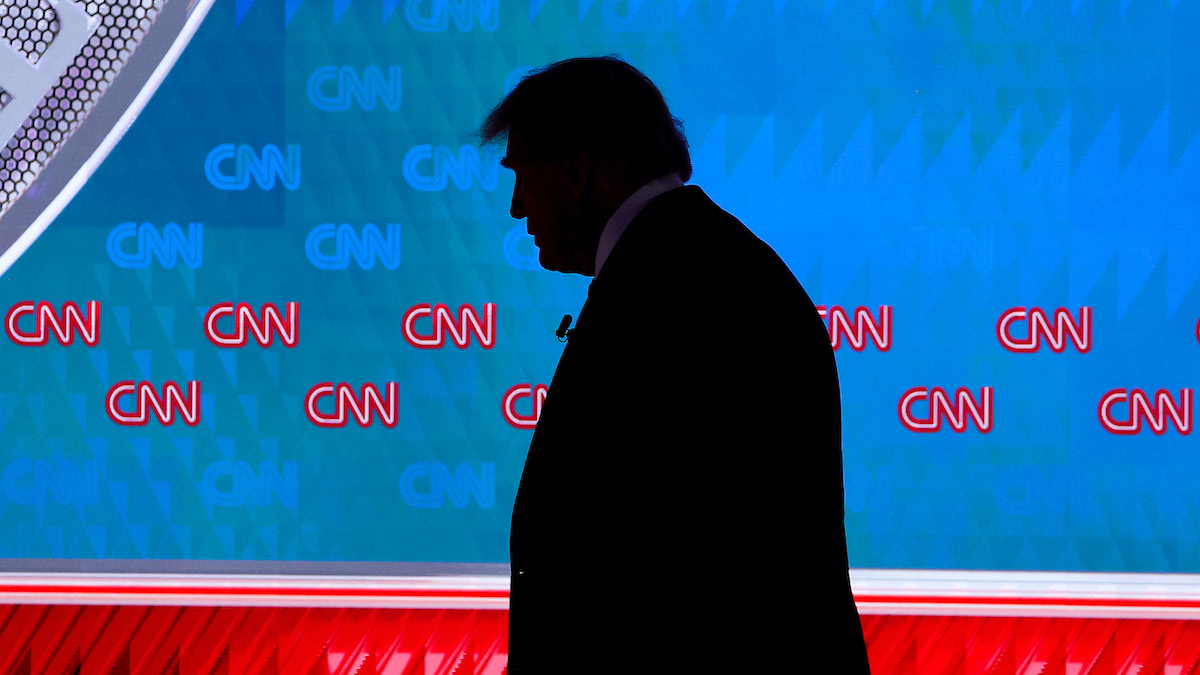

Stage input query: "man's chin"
[{"left": 538, "top": 252, "right": 577, "bottom": 275}]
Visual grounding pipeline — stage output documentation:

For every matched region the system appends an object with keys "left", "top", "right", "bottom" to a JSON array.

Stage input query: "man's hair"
[{"left": 480, "top": 56, "right": 692, "bottom": 183}]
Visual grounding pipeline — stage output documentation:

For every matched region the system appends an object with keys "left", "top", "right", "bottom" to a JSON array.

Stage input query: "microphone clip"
[{"left": 555, "top": 314, "right": 574, "bottom": 342}]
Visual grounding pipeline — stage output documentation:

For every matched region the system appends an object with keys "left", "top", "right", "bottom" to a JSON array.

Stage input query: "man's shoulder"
[
  {"left": 630, "top": 186, "right": 800, "bottom": 286},
  {"left": 588, "top": 185, "right": 816, "bottom": 350},
  {"left": 617, "top": 186, "right": 768, "bottom": 264},
  {"left": 635, "top": 184, "right": 733, "bottom": 229}
]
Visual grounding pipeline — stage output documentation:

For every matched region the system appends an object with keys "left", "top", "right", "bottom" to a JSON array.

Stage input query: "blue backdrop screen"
[{"left": 0, "top": 0, "right": 1198, "bottom": 573}]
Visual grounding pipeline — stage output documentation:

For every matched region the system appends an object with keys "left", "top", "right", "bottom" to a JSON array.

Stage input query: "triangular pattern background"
[{"left": 0, "top": 0, "right": 1197, "bottom": 572}]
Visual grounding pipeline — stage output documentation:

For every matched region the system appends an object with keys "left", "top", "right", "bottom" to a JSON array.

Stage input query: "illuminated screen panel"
[{"left": 0, "top": 0, "right": 1198, "bottom": 573}]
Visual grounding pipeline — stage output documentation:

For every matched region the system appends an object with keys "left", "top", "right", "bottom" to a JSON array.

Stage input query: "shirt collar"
[{"left": 594, "top": 173, "right": 685, "bottom": 277}]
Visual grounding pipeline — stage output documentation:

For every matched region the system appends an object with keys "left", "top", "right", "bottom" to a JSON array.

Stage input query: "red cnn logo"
[
  {"left": 305, "top": 382, "right": 399, "bottom": 428},
  {"left": 204, "top": 302, "right": 298, "bottom": 348},
  {"left": 6, "top": 301, "right": 100, "bottom": 346},
  {"left": 503, "top": 383, "right": 548, "bottom": 429},
  {"left": 1099, "top": 388, "right": 1193, "bottom": 435},
  {"left": 106, "top": 380, "right": 201, "bottom": 426},
  {"left": 997, "top": 306, "right": 1091, "bottom": 353},
  {"left": 816, "top": 305, "right": 891, "bottom": 351},
  {"left": 899, "top": 387, "right": 994, "bottom": 433},
  {"left": 402, "top": 303, "right": 495, "bottom": 349}
]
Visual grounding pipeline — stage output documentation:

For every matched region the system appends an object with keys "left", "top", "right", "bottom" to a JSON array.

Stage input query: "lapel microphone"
[{"left": 555, "top": 315, "right": 573, "bottom": 342}]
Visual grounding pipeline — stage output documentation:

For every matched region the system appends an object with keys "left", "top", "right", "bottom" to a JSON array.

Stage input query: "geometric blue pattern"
[{"left": 0, "top": 0, "right": 1197, "bottom": 572}]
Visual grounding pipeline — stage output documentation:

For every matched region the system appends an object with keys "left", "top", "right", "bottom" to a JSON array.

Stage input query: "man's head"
[{"left": 480, "top": 56, "right": 691, "bottom": 275}]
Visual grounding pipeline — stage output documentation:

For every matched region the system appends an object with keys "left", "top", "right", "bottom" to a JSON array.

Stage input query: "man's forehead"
[
  {"left": 504, "top": 134, "right": 530, "bottom": 159},
  {"left": 501, "top": 134, "right": 543, "bottom": 169}
]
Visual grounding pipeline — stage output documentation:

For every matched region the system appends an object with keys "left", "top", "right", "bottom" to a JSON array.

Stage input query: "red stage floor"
[{"left": 4, "top": 569, "right": 1200, "bottom": 674}]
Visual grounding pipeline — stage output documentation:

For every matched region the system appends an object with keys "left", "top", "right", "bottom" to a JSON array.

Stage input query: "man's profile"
[{"left": 480, "top": 56, "right": 870, "bottom": 673}]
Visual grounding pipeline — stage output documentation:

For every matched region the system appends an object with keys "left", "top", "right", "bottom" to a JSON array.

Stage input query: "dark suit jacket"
[{"left": 508, "top": 186, "right": 869, "bottom": 673}]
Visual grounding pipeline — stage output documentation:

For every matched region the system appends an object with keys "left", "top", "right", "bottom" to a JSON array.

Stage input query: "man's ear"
[{"left": 565, "top": 152, "right": 589, "bottom": 199}]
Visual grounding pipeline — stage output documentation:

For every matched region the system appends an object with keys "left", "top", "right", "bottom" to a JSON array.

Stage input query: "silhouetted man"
[{"left": 480, "top": 56, "right": 870, "bottom": 673}]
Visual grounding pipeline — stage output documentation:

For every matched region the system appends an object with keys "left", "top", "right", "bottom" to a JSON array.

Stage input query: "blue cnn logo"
[
  {"left": 2, "top": 457, "right": 100, "bottom": 506},
  {"left": 399, "top": 461, "right": 494, "bottom": 509},
  {"left": 402, "top": 145, "right": 499, "bottom": 191},
  {"left": 306, "top": 223, "right": 401, "bottom": 270},
  {"left": 405, "top": 0, "right": 498, "bottom": 32},
  {"left": 107, "top": 222, "right": 203, "bottom": 269},
  {"left": 308, "top": 65, "right": 401, "bottom": 112},
  {"left": 205, "top": 144, "right": 301, "bottom": 190},
  {"left": 503, "top": 223, "right": 539, "bottom": 271},
  {"left": 199, "top": 460, "right": 298, "bottom": 508}
]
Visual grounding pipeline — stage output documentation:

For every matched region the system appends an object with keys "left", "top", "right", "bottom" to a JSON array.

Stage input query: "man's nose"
[{"left": 510, "top": 189, "right": 525, "bottom": 220}]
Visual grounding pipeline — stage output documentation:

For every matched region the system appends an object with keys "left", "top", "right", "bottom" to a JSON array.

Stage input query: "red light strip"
[
  {"left": 0, "top": 573, "right": 512, "bottom": 609},
  {"left": 855, "top": 594, "right": 1200, "bottom": 609},
  {"left": 850, "top": 569, "right": 1200, "bottom": 618},
  {"left": 3, "top": 569, "right": 1200, "bottom": 617},
  {"left": 0, "top": 584, "right": 509, "bottom": 598}
]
